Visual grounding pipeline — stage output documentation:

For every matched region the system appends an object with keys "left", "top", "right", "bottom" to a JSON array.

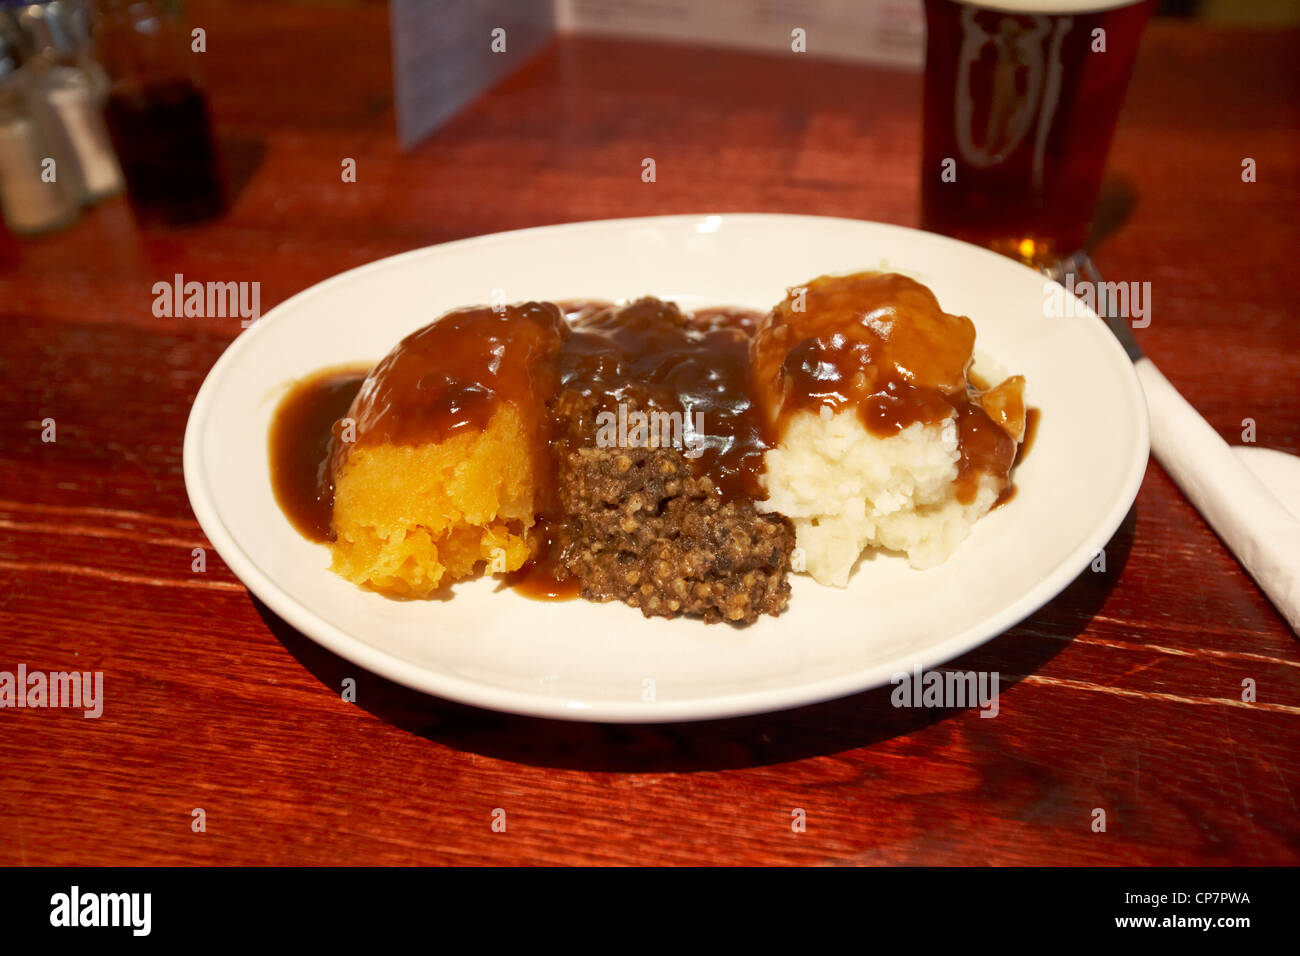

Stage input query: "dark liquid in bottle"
[{"left": 104, "top": 78, "right": 226, "bottom": 227}]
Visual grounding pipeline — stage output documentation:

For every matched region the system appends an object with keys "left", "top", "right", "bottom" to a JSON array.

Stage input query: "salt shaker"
[
  {"left": 6, "top": 0, "right": 123, "bottom": 203},
  {"left": 0, "top": 15, "right": 78, "bottom": 233}
]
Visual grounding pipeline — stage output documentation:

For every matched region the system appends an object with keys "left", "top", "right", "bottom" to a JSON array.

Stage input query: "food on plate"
[
  {"left": 750, "top": 272, "right": 1026, "bottom": 585},
  {"left": 541, "top": 299, "right": 795, "bottom": 623},
  {"left": 269, "top": 271, "right": 1031, "bottom": 622},
  {"left": 328, "top": 303, "right": 566, "bottom": 597}
]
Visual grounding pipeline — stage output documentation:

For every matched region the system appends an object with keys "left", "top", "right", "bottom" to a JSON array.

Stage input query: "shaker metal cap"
[{"left": 3, "top": 0, "right": 91, "bottom": 61}]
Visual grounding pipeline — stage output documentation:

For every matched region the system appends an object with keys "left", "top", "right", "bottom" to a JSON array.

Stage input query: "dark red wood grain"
[{"left": 0, "top": 1, "right": 1297, "bottom": 866}]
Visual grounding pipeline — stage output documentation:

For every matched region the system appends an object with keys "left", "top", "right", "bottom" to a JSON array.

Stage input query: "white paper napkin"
[{"left": 1137, "top": 358, "right": 1300, "bottom": 634}]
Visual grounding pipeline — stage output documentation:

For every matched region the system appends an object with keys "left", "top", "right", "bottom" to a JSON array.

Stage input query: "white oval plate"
[{"left": 184, "top": 214, "right": 1148, "bottom": 722}]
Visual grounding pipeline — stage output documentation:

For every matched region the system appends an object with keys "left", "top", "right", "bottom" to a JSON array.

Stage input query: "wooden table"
[{"left": 1, "top": 3, "right": 1296, "bottom": 866}]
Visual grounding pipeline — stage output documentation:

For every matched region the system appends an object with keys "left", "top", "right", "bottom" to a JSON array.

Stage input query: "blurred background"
[{"left": 0, "top": 0, "right": 1294, "bottom": 244}]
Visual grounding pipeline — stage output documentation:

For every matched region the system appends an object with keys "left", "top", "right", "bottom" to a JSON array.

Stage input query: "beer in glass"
[{"left": 920, "top": 0, "right": 1154, "bottom": 266}]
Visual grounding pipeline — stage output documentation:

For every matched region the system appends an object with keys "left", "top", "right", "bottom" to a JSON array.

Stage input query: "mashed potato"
[
  {"left": 751, "top": 272, "right": 1023, "bottom": 587},
  {"left": 759, "top": 407, "right": 1002, "bottom": 586}
]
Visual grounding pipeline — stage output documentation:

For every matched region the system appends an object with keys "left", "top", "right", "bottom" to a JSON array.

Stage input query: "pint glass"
[{"left": 920, "top": 0, "right": 1154, "bottom": 266}]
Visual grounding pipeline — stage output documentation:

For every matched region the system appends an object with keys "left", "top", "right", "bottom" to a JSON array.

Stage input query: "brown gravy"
[
  {"left": 751, "top": 272, "right": 1027, "bottom": 505},
  {"left": 752, "top": 273, "right": 974, "bottom": 437},
  {"left": 268, "top": 364, "right": 368, "bottom": 542},
  {"left": 991, "top": 408, "right": 1041, "bottom": 509},
  {"left": 501, "top": 525, "right": 583, "bottom": 600},
  {"left": 1017, "top": 406, "right": 1041, "bottom": 466},
  {"left": 557, "top": 298, "right": 769, "bottom": 501},
  {"left": 339, "top": 303, "right": 568, "bottom": 450}
]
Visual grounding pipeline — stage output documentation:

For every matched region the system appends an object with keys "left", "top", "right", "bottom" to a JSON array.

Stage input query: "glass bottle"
[{"left": 94, "top": 0, "right": 225, "bottom": 227}]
